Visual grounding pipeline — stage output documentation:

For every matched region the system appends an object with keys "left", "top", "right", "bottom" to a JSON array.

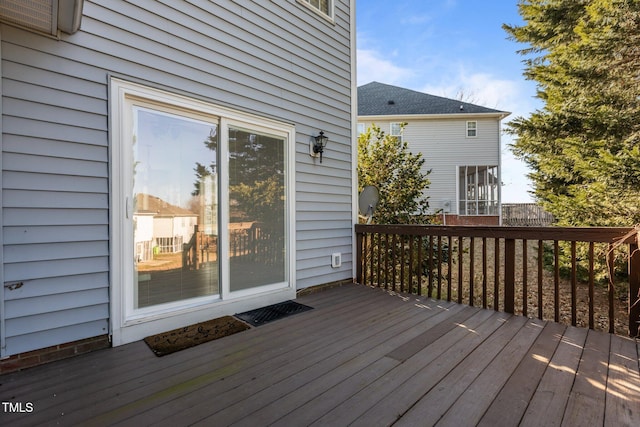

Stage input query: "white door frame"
[{"left": 109, "top": 78, "right": 296, "bottom": 346}]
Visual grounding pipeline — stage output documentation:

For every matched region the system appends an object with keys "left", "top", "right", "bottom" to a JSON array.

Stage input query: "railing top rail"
[{"left": 355, "top": 224, "right": 636, "bottom": 244}]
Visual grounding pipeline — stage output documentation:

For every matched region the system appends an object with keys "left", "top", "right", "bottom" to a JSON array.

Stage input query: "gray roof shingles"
[{"left": 358, "top": 81, "right": 508, "bottom": 116}]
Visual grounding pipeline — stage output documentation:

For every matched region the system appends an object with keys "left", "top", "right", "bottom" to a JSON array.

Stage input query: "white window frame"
[
  {"left": 466, "top": 121, "right": 478, "bottom": 138},
  {"left": 110, "top": 79, "right": 296, "bottom": 345},
  {"left": 297, "top": 0, "right": 334, "bottom": 20},
  {"left": 458, "top": 165, "right": 499, "bottom": 216},
  {"left": 390, "top": 122, "right": 403, "bottom": 143},
  {"left": 357, "top": 123, "right": 365, "bottom": 135}
]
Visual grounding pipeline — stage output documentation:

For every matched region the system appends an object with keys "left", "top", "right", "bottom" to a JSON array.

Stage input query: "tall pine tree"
[{"left": 504, "top": 0, "right": 640, "bottom": 226}]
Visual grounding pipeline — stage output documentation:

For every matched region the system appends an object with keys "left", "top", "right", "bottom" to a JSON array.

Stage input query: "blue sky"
[{"left": 356, "top": 0, "right": 540, "bottom": 202}]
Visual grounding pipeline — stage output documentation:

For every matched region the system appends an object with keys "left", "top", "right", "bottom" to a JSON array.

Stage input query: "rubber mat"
[
  {"left": 143, "top": 315, "right": 250, "bottom": 356},
  {"left": 235, "top": 300, "right": 313, "bottom": 327}
]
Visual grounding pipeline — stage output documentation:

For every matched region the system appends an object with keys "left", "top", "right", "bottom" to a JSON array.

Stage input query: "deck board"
[
  {"left": 562, "top": 330, "right": 611, "bottom": 426},
  {"left": 313, "top": 307, "right": 502, "bottom": 427},
  {"left": 437, "top": 317, "right": 546, "bottom": 426},
  {"left": 605, "top": 335, "right": 640, "bottom": 426},
  {"left": 0, "top": 284, "right": 638, "bottom": 427},
  {"left": 520, "top": 326, "right": 589, "bottom": 427},
  {"left": 390, "top": 315, "right": 530, "bottom": 427},
  {"left": 478, "top": 321, "right": 566, "bottom": 427},
  {"left": 194, "top": 300, "right": 464, "bottom": 426}
]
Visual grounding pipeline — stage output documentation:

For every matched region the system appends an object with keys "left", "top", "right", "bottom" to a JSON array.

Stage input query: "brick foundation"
[
  {"left": 440, "top": 214, "right": 499, "bottom": 226},
  {"left": 0, "top": 335, "right": 111, "bottom": 375},
  {"left": 296, "top": 278, "right": 353, "bottom": 297}
]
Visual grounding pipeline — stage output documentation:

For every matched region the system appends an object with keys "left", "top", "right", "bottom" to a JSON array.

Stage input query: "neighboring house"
[
  {"left": 358, "top": 82, "right": 510, "bottom": 226},
  {"left": 133, "top": 194, "right": 199, "bottom": 259},
  {"left": 0, "top": 0, "right": 355, "bottom": 370}
]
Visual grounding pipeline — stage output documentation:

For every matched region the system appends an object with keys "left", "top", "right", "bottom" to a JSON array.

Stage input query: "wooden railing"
[
  {"left": 355, "top": 224, "right": 640, "bottom": 337},
  {"left": 182, "top": 225, "right": 201, "bottom": 270}
]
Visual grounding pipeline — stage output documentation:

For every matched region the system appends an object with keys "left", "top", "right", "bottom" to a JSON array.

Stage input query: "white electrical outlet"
[{"left": 331, "top": 253, "right": 342, "bottom": 268}]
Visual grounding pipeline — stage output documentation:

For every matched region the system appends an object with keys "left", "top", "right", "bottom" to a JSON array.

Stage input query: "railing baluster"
[
  {"left": 458, "top": 236, "right": 463, "bottom": 304},
  {"left": 447, "top": 236, "right": 453, "bottom": 302},
  {"left": 482, "top": 237, "right": 487, "bottom": 309},
  {"left": 407, "top": 235, "right": 413, "bottom": 294},
  {"left": 418, "top": 235, "right": 423, "bottom": 296},
  {"left": 522, "top": 239, "right": 528, "bottom": 317},
  {"left": 589, "top": 242, "right": 595, "bottom": 329},
  {"left": 469, "top": 237, "right": 475, "bottom": 307},
  {"left": 371, "top": 233, "right": 382, "bottom": 286},
  {"left": 538, "top": 240, "right": 543, "bottom": 320},
  {"left": 378, "top": 233, "right": 389, "bottom": 289},
  {"left": 494, "top": 238, "right": 500, "bottom": 311},
  {"left": 505, "top": 238, "right": 515, "bottom": 314},
  {"left": 437, "top": 236, "right": 442, "bottom": 299},
  {"left": 399, "top": 234, "right": 405, "bottom": 293},
  {"left": 427, "top": 235, "right": 433, "bottom": 298},
  {"left": 629, "top": 241, "right": 640, "bottom": 337},
  {"left": 390, "top": 234, "right": 396, "bottom": 291},
  {"left": 571, "top": 241, "right": 577, "bottom": 326},
  {"left": 608, "top": 243, "right": 615, "bottom": 334},
  {"left": 554, "top": 240, "right": 560, "bottom": 323}
]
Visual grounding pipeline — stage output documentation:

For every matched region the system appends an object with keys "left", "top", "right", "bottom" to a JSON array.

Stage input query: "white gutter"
[{"left": 359, "top": 112, "right": 511, "bottom": 121}]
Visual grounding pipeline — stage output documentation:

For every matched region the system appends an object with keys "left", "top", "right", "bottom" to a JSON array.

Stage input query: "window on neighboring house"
[
  {"left": 390, "top": 122, "right": 403, "bottom": 143},
  {"left": 298, "top": 0, "right": 332, "bottom": 17},
  {"left": 459, "top": 165, "right": 499, "bottom": 215},
  {"left": 357, "top": 123, "right": 365, "bottom": 135},
  {"left": 466, "top": 121, "right": 477, "bottom": 137}
]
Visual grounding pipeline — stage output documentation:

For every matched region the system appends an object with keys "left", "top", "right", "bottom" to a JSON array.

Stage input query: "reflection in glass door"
[
  {"left": 228, "top": 126, "right": 286, "bottom": 292},
  {"left": 132, "top": 108, "right": 219, "bottom": 308}
]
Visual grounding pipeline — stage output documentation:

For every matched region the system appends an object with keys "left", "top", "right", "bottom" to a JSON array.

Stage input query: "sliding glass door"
[
  {"left": 227, "top": 126, "right": 286, "bottom": 292},
  {"left": 132, "top": 107, "right": 220, "bottom": 308},
  {"left": 111, "top": 79, "right": 294, "bottom": 344}
]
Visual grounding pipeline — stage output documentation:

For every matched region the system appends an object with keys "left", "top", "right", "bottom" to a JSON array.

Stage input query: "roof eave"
[{"left": 358, "top": 111, "right": 511, "bottom": 121}]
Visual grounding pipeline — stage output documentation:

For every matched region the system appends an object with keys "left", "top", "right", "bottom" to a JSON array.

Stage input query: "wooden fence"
[
  {"left": 355, "top": 224, "right": 640, "bottom": 337},
  {"left": 502, "top": 203, "right": 555, "bottom": 226}
]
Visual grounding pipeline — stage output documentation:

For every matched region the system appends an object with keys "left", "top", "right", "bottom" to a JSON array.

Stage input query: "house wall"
[
  {"left": 1, "top": 0, "right": 353, "bottom": 358},
  {"left": 359, "top": 118, "right": 501, "bottom": 218}
]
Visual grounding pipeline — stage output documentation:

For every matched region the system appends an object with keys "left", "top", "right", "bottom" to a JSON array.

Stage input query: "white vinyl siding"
[
  {"left": 358, "top": 118, "right": 500, "bottom": 216},
  {"left": 1, "top": 0, "right": 353, "bottom": 356}
]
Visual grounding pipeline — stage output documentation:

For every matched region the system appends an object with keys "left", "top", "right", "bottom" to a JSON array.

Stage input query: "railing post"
[
  {"left": 356, "top": 229, "right": 363, "bottom": 284},
  {"left": 629, "top": 242, "right": 640, "bottom": 337},
  {"left": 504, "top": 238, "right": 515, "bottom": 314}
]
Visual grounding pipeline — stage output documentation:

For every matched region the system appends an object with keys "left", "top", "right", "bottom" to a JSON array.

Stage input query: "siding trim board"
[{"left": 0, "top": 29, "right": 6, "bottom": 358}]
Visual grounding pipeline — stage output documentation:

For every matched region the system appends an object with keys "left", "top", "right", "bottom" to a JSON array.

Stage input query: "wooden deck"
[{"left": 1, "top": 284, "right": 638, "bottom": 426}]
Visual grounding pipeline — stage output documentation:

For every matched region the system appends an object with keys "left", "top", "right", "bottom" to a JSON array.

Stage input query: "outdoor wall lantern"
[{"left": 311, "top": 131, "right": 329, "bottom": 163}]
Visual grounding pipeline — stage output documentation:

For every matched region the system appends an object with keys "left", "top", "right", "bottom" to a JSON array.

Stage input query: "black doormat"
[
  {"left": 143, "top": 315, "right": 251, "bottom": 357},
  {"left": 235, "top": 300, "right": 313, "bottom": 327}
]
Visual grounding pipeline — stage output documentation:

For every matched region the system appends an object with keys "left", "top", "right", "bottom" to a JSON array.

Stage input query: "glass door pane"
[
  {"left": 132, "top": 108, "right": 219, "bottom": 308},
  {"left": 228, "top": 126, "right": 286, "bottom": 292}
]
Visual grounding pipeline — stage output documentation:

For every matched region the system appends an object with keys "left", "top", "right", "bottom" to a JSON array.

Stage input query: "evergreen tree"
[
  {"left": 358, "top": 124, "right": 433, "bottom": 224},
  {"left": 504, "top": 0, "right": 640, "bottom": 226}
]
